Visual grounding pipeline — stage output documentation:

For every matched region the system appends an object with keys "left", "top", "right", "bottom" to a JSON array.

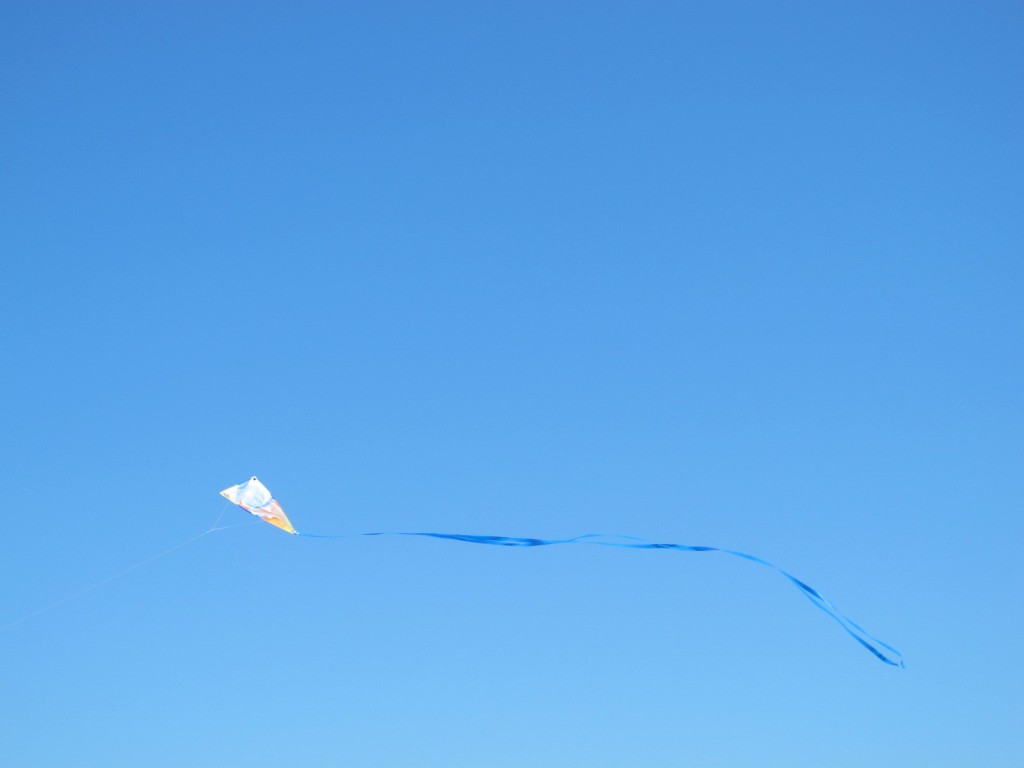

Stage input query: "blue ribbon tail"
[{"left": 349, "top": 530, "right": 903, "bottom": 668}]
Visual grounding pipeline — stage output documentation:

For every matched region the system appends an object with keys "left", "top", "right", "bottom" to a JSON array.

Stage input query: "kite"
[
  {"left": 220, "top": 476, "right": 904, "bottom": 668},
  {"left": 219, "top": 476, "right": 297, "bottom": 534}
]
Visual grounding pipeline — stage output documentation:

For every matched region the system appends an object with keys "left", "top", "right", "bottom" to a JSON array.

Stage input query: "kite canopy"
[{"left": 219, "top": 476, "right": 297, "bottom": 534}]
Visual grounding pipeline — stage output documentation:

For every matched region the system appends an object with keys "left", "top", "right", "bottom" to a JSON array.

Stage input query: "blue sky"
[{"left": 2, "top": 2, "right": 1021, "bottom": 765}]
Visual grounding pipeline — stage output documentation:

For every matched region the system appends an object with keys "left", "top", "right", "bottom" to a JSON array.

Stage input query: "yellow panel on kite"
[{"left": 219, "top": 476, "right": 297, "bottom": 535}]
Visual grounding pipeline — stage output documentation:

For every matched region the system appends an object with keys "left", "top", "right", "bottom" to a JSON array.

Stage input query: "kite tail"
[{"left": 334, "top": 531, "right": 903, "bottom": 668}]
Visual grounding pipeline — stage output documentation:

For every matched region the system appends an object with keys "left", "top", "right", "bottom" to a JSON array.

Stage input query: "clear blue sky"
[{"left": 2, "top": 2, "right": 1021, "bottom": 766}]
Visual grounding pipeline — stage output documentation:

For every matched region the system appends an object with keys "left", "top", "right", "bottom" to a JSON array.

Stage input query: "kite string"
[
  {"left": 0, "top": 529, "right": 212, "bottom": 634},
  {"left": 208, "top": 520, "right": 263, "bottom": 533},
  {"left": 0, "top": 505, "right": 249, "bottom": 635},
  {"left": 206, "top": 501, "right": 231, "bottom": 532}
]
